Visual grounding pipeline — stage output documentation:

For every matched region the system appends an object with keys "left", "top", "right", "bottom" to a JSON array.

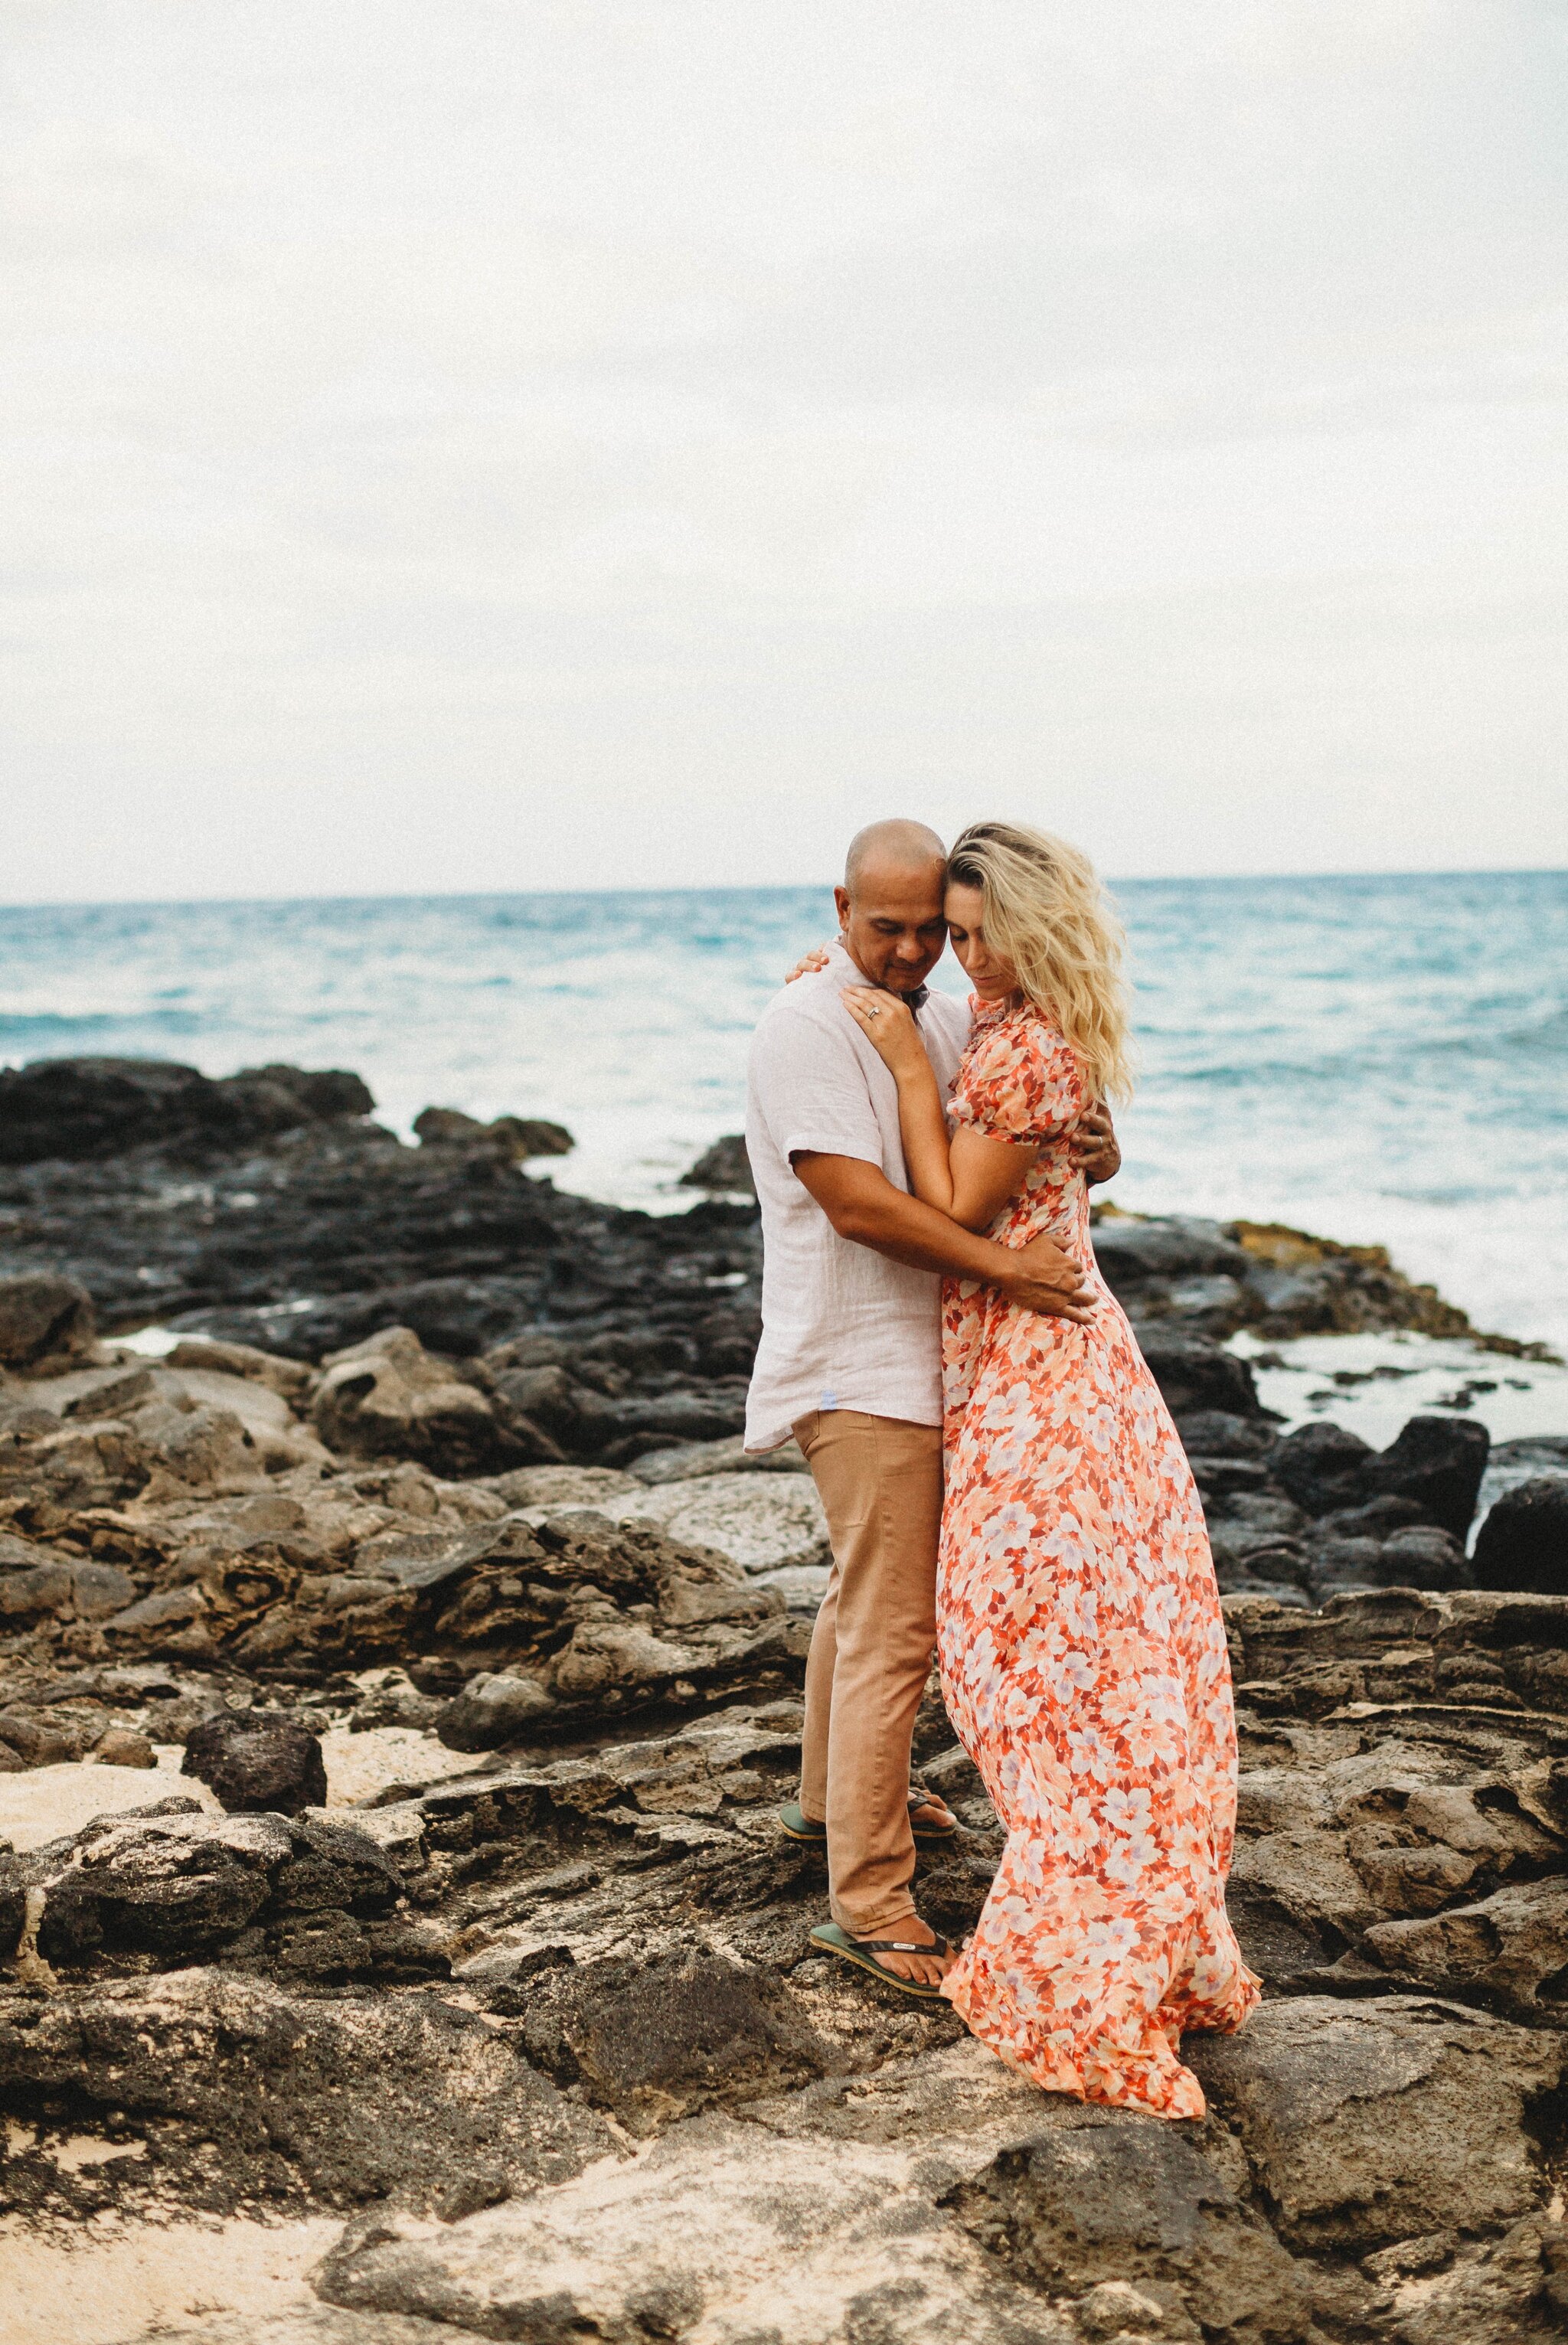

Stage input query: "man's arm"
[{"left": 793, "top": 1153, "right": 1095, "bottom": 1321}]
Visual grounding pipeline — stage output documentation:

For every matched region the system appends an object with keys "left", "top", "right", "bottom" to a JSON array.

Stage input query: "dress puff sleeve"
[{"left": 949, "top": 1013, "right": 1084, "bottom": 1144}]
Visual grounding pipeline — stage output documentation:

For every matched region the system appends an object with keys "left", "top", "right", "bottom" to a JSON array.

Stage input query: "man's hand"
[
  {"left": 792, "top": 1153, "right": 1096, "bottom": 1321},
  {"left": 1072, "top": 1104, "right": 1122, "bottom": 1187},
  {"left": 995, "top": 1233, "right": 1096, "bottom": 1322}
]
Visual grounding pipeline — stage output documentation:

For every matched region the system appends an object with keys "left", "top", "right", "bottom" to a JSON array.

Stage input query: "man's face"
[{"left": 834, "top": 859, "right": 948, "bottom": 992}]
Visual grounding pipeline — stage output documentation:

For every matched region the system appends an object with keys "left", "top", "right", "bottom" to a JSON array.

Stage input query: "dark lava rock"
[
  {"left": 182, "top": 1710, "right": 328, "bottom": 1814},
  {"left": 1273, "top": 1416, "right": 1489, "bottom": 1540},
  {"left": 238, "top": 1065, "right": 374, "bottom": 1121},
  {"left": 413, "top": 1107, "right": 573, "bottom": 1161},
  {"left": 0, "top": 1272, "right": 96, "bottom": 1368},
  {"left": 0, "top": 1709, "right": 76, "bottom": 1767},
  {"left": 0, "top": 1059, "right": 219, "bottom": 1164},
  {"left": 1314, "top": 1494, "right": 1426, "bottom": 1539},
  {"left": 0, "top": 1056, "right": 371, "bottom": 1166},
  {"left": 680, "top": 1134, "right": 754, "bottom": 1195},
  {"left": 0, "top": 1799, "right": 415, "bottom": 1971},
  {"left": 436, "top": 1672, "right": 559, "bottom": 1752},
  {"left": 1135, "top": 1328, "right": 1263, "bottom": 1419},
  {"left": 1187, "top": 1995, "right": 1563, "bottom": 2253},
  {"left": 949, "top": 2108, "right": 1309, "bottom": 2338},
  {"left": 1370, "top": 1524, "right": 1474, "bottom": 1591},
  {"left": 518, "top": 1946, "right": 831, "bottom": 2131},
  {"left": 300, "top": 1279, "right": 537, "bottom": 1362},
  {"left": 1175, "top": 1409, "right": 1278, "bottom": 1459},
  {"left": 0, "top": 1970, "right": 614, "bottom": 2218},
  {"left": 1092, "top": 1213, "right": 1251, "bottom": 1290},
  {"left": 1364, "top": 1415, "right": 1490, "bottom": 1540},
  {"left": 1473, "top": 1477, "right": 1568, "bottom": 1595},
  {"left": 1271, "top": 1422, "right": 1376, "bottom": 1516}
]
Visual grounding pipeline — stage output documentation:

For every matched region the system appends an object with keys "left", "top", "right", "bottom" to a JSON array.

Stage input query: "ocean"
[{"left": 2, "top": 872, "right": 1566, "bottom": 1377}]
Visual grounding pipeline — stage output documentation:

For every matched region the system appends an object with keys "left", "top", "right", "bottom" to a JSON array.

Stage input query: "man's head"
[{"left": 835, "top": 819, "right": 949, "bottom": 993}]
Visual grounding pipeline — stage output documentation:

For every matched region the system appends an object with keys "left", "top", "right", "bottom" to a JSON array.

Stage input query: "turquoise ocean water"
[{"left": 2, "top": 872, "right": 1565, "bottom": 1357}]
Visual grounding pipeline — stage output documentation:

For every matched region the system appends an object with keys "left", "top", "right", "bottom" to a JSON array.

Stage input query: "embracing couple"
[{"left": 743, "top": 818, "right": 1258, "bottom": 2121}]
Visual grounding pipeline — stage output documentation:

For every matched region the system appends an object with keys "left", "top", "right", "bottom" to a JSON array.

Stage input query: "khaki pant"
[{"left": 793, "top": 1408, "right": 944, "bottom": 1936}]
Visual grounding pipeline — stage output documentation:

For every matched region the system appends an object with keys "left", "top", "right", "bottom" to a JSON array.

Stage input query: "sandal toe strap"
[{"left": 851, "top": 1933, "right": 952, "bottom": 1958}]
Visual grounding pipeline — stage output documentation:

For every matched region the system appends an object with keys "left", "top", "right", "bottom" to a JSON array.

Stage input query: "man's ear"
[{"left": 832, "top": 885, "right": 851, "bottom": 929}]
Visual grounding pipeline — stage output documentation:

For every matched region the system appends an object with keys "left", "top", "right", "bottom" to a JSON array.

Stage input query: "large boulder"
[
  {"left": 1473, "top": 1477, "right": 1568, "bottom": 1595},
  {"left": 518, "top": 1946, "right": 833, "bottom": 2131},
  {"left": 436, "top": 1672, "right": 558, "bottom": 1752},
  {"left": 1130, "top": 1327, "right": 1263, "bottom": 1419},
  {"left": 313, "top": 1328, "right": 502, "bottom": 1473},
  {"left": 1364, "top": 1415, "right": 1490, "bottom": 1540},
  {"left": 949, "top": 2105, "right": 1310, "bottom": 2339},
  {"left": 1188, "top": 1995, "right": 1563, "bottom": 2253},
  {"left": 1092, "top": 1214, "right": 1251, "bottom": 1292},
  {"left": 679, "top": 1135, "right": 754, "bottom": 1196},
  {"left": 0, "top": 1272, "right": 96, "bottom": 1369},
  {"left": 1272, "top": 1416, "right": 1490, "bottom": 1539},
  {"left": 1271, "top": 1422, "right": 1375, "bottom": 1516},
  {"left": 414, "top": 1106, "right": 572, "bottom": 1161},
  {"left": 181, "top": 1710, "right": 328, "bottom": 1815},
  {"left": 234, "top": 1065, "right": 374, "bottom": 1121}
]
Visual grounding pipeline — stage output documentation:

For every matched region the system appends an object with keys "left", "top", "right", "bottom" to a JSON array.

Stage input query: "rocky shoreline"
[{"left": 4, "top": 1057, "right": 1568, "bottom": 2345}]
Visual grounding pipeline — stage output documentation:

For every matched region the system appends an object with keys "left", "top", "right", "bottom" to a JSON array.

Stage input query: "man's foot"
[
  {"left": 908, "top": 1791, "right": 957, "bottom": 1840},
  {"left": 779, "top": 1789, "right": 958, "bottom": 1845},
  {"left": 810, "top": 1918, "right": 956, "bottom": 1997},
  {"left": 868, "top": 1913, "right": 954, "bottom": 1988}
]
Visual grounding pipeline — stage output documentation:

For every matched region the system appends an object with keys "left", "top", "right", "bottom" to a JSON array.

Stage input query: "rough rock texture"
[
  {"left": 0, "top": 1272, "right": 98, "bottom": 1370},
  {"left": 182, "top": 1711, "right": 328, "bottom": 1815},
  {"left": 2, "top": 1062, "right": 1566, "bottom": 2344}
]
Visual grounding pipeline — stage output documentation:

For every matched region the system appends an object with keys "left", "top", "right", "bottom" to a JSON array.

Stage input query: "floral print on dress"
[{"left": 936, "top": 997, "right": 1259, "bottom": 2118}]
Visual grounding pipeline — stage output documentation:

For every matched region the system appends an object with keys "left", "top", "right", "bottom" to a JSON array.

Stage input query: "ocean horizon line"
[{"left": 2, "top": 864, "right": 1566, "bottom": 916}]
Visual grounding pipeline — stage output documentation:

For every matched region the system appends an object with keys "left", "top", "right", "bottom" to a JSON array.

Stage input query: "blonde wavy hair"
[{"left": 946, "top": 821, "right": 1135, "bottom": 1104}]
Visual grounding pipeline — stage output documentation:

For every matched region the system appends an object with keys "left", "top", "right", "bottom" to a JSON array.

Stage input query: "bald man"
[{"left": 743, "top": 820, "right": 1095, "bottom": 1993}]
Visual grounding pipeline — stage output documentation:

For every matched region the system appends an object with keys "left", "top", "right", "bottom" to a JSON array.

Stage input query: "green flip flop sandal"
[
  {"left": 779, "top": 1790, "right": 959, "bottom": 1845},
  {"left": 809, "top": 1919, "right": 954, "bottom": 2000}
]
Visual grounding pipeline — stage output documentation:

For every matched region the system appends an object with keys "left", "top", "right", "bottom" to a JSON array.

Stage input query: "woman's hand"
[
  {"left": 784, "top": 942, "right": 834, "bottom": 983},
  {"left": 841, "top": 986, "right": 926, "bottom": 1078},
  {"left": 1072, "top": 1103, "right": 1122, "bottom": 1186}
]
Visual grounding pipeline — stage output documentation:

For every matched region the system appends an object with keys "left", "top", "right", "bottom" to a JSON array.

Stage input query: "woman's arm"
[{"left": 841, "top": 989, "right": 1038, "bottom": 1231}]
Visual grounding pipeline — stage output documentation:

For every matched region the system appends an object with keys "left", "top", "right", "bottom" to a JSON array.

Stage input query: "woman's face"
[{"left": 945, "top": 880, "right": 1018, "bottom": 1001}]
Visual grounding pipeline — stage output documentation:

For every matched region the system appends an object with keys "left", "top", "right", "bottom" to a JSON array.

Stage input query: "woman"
[{"left": 842, "top": 820, "right": 1258, "bottom": 2121}]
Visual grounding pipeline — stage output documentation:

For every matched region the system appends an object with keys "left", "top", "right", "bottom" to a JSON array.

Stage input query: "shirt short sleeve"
[
  {"left": 752, "top": 1000, "right": 884, "bottom": 1167},
  {"left": 949, "top": 1015, "right": 1083, "bottom": 1143}
]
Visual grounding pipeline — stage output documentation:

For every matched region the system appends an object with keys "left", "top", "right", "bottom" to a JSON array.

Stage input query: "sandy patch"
[
  {"left": 0, "top": 2212, "right": 337, "bottom": 2345},
  {"left": 315, "top": 1726, "right": 477, "bottom": 1805},
  {"left": 0, "top": 1730, "right": 474, "bottom": 1854},
  {"left": 0, "top": 1749, "right": 220, "bottom": 1854}
]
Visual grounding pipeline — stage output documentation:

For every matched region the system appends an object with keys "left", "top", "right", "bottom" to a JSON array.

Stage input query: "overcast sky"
[{"left": 3, "top": 1, "right": 1566, "bottom": 901}]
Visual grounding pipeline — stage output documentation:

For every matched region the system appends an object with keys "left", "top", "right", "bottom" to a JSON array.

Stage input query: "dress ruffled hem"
[{"left": 941, "top": 1942, "right": 1262, "bottom": 2121}]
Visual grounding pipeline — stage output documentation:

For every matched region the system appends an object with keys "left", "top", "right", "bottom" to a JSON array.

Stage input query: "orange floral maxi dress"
[{"left": 936, "top": 998, "right": 1259, "bottom": 2118}]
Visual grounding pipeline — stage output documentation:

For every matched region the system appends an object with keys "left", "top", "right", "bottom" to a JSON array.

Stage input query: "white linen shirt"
[{"left": 743, "top": 940, "right": 971, "bottom": 1452}]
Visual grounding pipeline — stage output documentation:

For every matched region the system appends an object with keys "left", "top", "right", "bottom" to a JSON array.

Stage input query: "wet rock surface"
[{"left": 3, "top": 1060, "right": 1568, "bottom": 2341}]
